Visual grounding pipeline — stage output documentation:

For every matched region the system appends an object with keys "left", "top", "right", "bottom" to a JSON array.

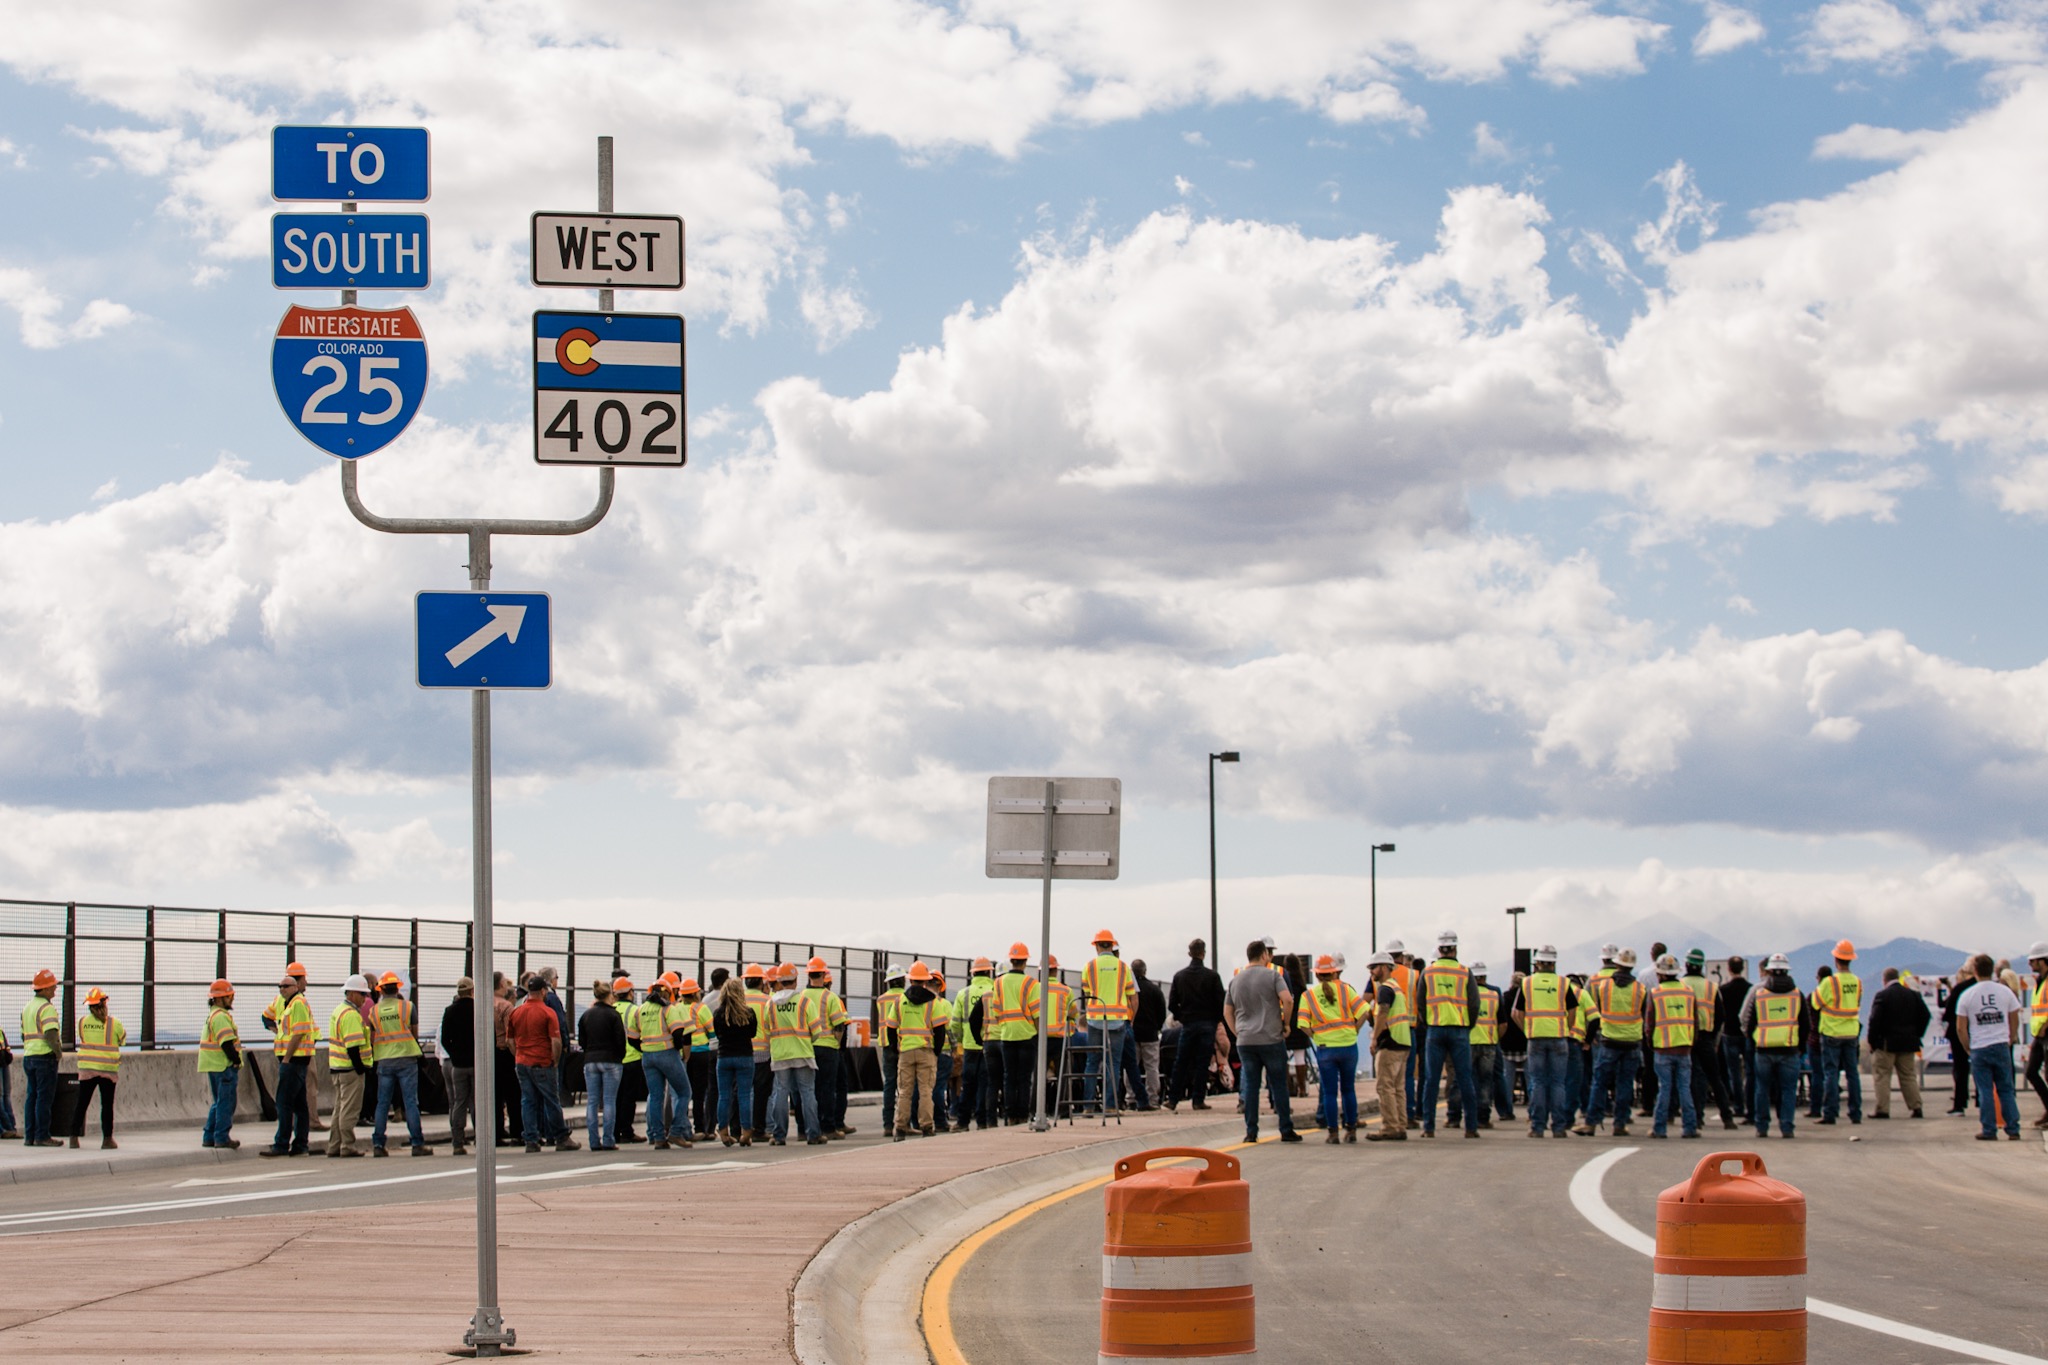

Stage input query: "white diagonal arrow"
[{"left": 444, "top": 604, "right": 527, "bottom": 668}]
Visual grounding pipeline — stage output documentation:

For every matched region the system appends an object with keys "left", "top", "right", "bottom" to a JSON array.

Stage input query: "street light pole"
[
  {"left": 1208, "top": 751, "right": 1239, "bottom": 958},
  {"left": 1505, "top": 905, "right": 1527, "bottom": 971},
  {"left": 1370, "top": 843, "right": 1396, "bottom": 951}
]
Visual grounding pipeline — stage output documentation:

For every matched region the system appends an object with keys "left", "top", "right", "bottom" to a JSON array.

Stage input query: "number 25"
[{"left": 301, "top": 356, "right": 404, "bottom": 425}]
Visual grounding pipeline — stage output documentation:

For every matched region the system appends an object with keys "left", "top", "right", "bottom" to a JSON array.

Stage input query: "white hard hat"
[
  {"left": 1533, "top": 944, "right": 1558, "bottom": 961},
  {"left": 1616, "top": 948, "right": 1638, "bottom": 968},
  {"left": 1470, "top": 962, "right": 1488, "bottom": 976},
  {"left": 1599, "top": 943, "right": 1619, "bottom": 961},
  {"left": 2027, "top": 941, "right": 2048, "bottom": 961},
  {"left": 885, "top": 964, "right": 908, "bottom": 982},
  {"left": 1655, "top": 953, "right": 1679, "bottom": 974},
  {"left": 1765, "top": 953, "right": 1790, "bottom": 973},
  {"left": 343, "top": 974, "right": 371, "bottom": 994},
  {"left": 1385, "top": 939, "right": 1406, "bottom": 954},
  {"left": 1366, "top": 951, "right": 1394, "bottom": 968},
  {"left": 1331, "top": 952, "right": 1347, "bottom": 971},
  {"left": 1437, "top": 930, "right": 1458, "bottom": 947}
]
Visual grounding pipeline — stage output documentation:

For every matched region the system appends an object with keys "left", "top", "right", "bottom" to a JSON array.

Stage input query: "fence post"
[
  {"left": 352, "top": 915, "right": 363, "bottom": 977},
  {"left": 517, "top": 923, "right": 528, "bottom": 983},
  {"left": 142, "top": 904, "right": 157, "bottom": 1049},
  {"left": 61, "top": 902, "right": 77, "bottom": 1048},
  {"left": 216, "top": 910, "right": 228, "bottom": 981},
  {"left": 612, "top": 929, "right": 622, "bottom": 979},
  {"left": 410, "top": 918, "right": 422, "bottom": 1000},
  {"left": 286, "top": 911, "right": 297, "bottom": 966},
  {"left": 656, "top": 934, "right": 667, "bottom": 980},
  {"left": 566, "top": 931, "right": 577, "bottom": 1020},
  {"left": 465, "top": 920, "right": 475, "bottom": 981}
]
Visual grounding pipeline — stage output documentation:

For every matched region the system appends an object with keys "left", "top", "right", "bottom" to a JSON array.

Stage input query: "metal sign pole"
[{"left": 1031, "top": 778, "right": 1054, "bottom": 1132}]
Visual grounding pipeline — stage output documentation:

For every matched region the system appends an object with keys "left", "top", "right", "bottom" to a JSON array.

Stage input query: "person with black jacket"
[
  {"left": 1166, "top": 940, "right": 1224, "bottom": 1111},
  {"left": 1716, "top": 960, "right": 1754, "bottom": 1120},
  {"left": 439, "top": 980, "right": 475, "bottom": 1153},
  {"left": 578, "top": 982, "right": 627, "bottom": 1150},
  {"left": 1867, "top": 967, "right": 1931, "bottom": 1119},
  {"left": 1941, "top": 970, "right": 1972, "bottom": 1114},
  {"left": 1132, "top": 961, "right": 1167, "bottom": 1112}
]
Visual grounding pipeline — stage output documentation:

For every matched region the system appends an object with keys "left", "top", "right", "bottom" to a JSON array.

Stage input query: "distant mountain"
[
  {"left": 1558, "top": 917, "right": 1738, "bottom": 974},
  {"left": 1782, "top": 936, "right": 1973, "bottom": 984}
]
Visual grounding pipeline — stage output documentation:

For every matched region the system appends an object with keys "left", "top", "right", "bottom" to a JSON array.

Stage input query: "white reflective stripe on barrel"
[
  {"left": 1102, "top": 1252, "right": 1256, "bottom": 1292},
  {"left": 1651, "top": 1273, "right": 1806, "bottom": 1313},
  {"left": 1102, "top": 1353, "right": 1257, "bottom": 1364}
]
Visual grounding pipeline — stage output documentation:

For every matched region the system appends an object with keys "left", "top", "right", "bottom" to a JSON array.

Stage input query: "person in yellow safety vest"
[
  {"left": 1042, "top": 956, "right": 1075, "bottom": 1119},
  {"left": 1739, "top": 953, "right": 1812, "bottom": 1139},
  {"left": 68, "top": 987, "right": 126, "bottom": 1150},
  {"left": 953, "top": 958, "right": 996, "bottom": 1132},
  {"left": 743, "top": 964, "right": 773, "bottom": 1142},
  {"left": 991, "top": 946, "right": 1043, "bottom": 1125},
  {"left": 1450, "top": 962, "right": 1506, "bottom": 1132},
  {"left": 1510, "top": 944, "right": 1577, "bottom": 1138},
  {"left": 196, "top": 978, "right": 242, "bottom": 1150},
  {"left": 1081, "top": 930, "right": 1134, "bottom": 1115},
  {"left": 2025, "top": 943, "right": 2048, "bottom": 1128},
  {"left": 631, "top": 974, "right": 693, "bottom": 1150},
  {"left": 875, "top": 964, "right": 908, "bottom": 1138},
  {"left": 1418, "top": 931, "right": 1482, "bottom": 1138},
  {"left": 890, "top": 962, "right": 947, "bottom": 1139},
  {"left": 367, "top": 972, "right": 433, "bottom": 1157},
  {"left": 1682, "top": 948, "right": 1738, "bottom": 1133},
  {"left": 1364, "top": 951, "right": 1412, "bottom": 1141},
  {"left": 1644, "top": 954, "right": 1701, "bottom": 1140},
  {"left": 19, "top": 968, "right": 62, "bottom": 1147},
  {"left": 1575, "top": 948, "right": 1645, "bottom": 1138},
  {"left": 260, "top": 960, "right": 320, "bottom": 1144},
  {"left": 767, "top": 962, "right": 828, "bottom": 1146},
  {"left": 800, "top": 960, "right": 854, "bottom": 1140},
  {"left": 259, "top": 972, "right": 318, "bottom": 1158},
  {"left": 1812, "top": 939, "right": 1865, "bottom": 1126},
  {"left": 679, "top": 977, "right": 717, "bottom": 1140},
  {"left": 1301, "top": 955, "right": 1367, "bottom": 1143},
  {"left": 928, "top": 971, "right": 956, "bottom": 1131},
  {"left": 610, "top": 977, "right": 646, "bottom": 1145},
  {"left": 325, "top": 974, "right": 376, "bottom": 1158}
]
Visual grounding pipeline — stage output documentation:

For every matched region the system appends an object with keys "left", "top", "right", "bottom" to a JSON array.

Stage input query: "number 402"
[{"left": 544, "top": 396, "right": 679, "bottom": 456}]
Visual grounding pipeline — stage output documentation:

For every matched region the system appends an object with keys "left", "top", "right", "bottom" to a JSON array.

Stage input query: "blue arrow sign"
[
  {"left": 272, "top": 305, "right": 428, "bottom": 458},
  {"left": 272, "top": 213, "right": 430, "bottom": 289},
  {"left": 532, "top": 310, "right": 685, "bottom": 466},
  {"left": 272, "top": 126, "right": 430, "bottom": 201},
  {"left": 416, "top": 592, "right": 552, "bottom": 690}
]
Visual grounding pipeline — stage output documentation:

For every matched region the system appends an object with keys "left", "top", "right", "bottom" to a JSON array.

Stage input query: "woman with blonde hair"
[{"left": 713, "top": 978, "right": 759, "bottom": 1147}]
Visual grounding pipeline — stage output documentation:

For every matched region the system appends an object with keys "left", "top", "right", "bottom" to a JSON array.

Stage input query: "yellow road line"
[{"left": 920, "top": 1139, "right": 1263, "bottom": 1365}]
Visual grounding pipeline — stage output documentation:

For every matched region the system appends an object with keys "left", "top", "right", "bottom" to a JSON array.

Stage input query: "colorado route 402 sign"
[
  {"left": 271, "top": 305, "right": 429, "bottom": 458},
  {"left": 532, "top": 310, "right": 684, "bottom": 466}
]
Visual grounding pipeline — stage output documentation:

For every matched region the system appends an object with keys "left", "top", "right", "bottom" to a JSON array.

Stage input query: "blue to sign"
[
  {"left": 417, "top": 592, "right": 552, "bottom": 690},
  {"left": 273, "top": 213, "right": 430, "bottom": 289},
  {"left": 272, "top": 305, "right": 428, "bottom": 458},
  {"left": 273, "top": 126, "right": 430, "bottom": 202}
]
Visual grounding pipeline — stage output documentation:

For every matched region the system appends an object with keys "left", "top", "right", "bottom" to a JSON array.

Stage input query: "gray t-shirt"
[{"left": 1226, "top": 964, "right": 1289, "bottom": 1047}]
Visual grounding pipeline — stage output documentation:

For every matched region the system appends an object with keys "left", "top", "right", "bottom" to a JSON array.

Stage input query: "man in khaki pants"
[
  {"left": 1365, "top": 952, "right": 1411, "bottom": 1141},
  {"left": 1867, "top": 966, "right": 1930, "bottom": 1120},
  {"left": 325, "top": 975, "right": 375, "bottom": 1157}
]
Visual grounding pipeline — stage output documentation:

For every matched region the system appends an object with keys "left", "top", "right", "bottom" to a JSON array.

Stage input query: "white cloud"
[
  {"left": 1802, "top": 0, "right": 2048, "bottom": 68},
  {"left": 0, "top": 266, "right": 135, "bottom": 347},
  {"left": 1693, "top": 2, "right": 1766, "bottom": 55},
  {"left": 1631, "top": 160, "right": 1719, "bottom": 266},
  {"left": 1473, "top": 120, "right": 1514, "bottom": 162}
]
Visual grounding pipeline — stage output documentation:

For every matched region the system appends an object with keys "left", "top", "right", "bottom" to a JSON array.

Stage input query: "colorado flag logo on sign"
[{"left": 532, "top": 311, "right": 684, "bottom": 467}]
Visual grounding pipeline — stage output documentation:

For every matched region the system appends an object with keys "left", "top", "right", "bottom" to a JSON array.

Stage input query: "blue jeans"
[
  {"left": 273, "top": 1057, "right": 311, "bottom": 1153},
  {"left": 1119, "top": 1029, "right": 1148, "bottom": 1108},
  {"left": 515, "top": 1063, "right": 567, "bottom": 1144},
  {"left": 204, "top": 1069, "right": 239, "bottom": 1146},
  {"left": 1970, "top": 1043, "right": 2020, "bottom": 1138},
  {"left": 1526, "top": 1039, "right": 1571, "bottom": 1135},
  {"left": 1316, "top": 1044, "right": 1359, "bottom": 1129},
  {"left": 1407, "top": 1022, "right": 1428, "bottom": 1116},
  {"left": 1568, "top": 1043, "right": 1587, "bottom": 1124},
  {"left": 641, "top": 1048, "right": 691, "bottom": 1143},
  {"left": 1083, "top": 1024, "right": 1124, "bottom": 1111},
  {"left": 770, "top": 1065, "right": 819, "bottom": 1141},
  {"left": 1819, "top": 1036, "right": 1862, "bottom": 1121},
  {"left": 952, "top": 1050, "right": 984, "bottom": 1128},
  {"left": 373, "top": 1056, "right": 424, "bottom": 1149},
  {"left": 1652, "top": 1052, "right": 1697, "bottom": 1137},
  {"left": 1587, "top": 1044, "right": 1639, "bottom": 1131},
  {"left": 1421, "top": 1028, "right": 1478, "bottom": 1135},
  {"left": 932, "top": 1049, "right": 952, "bottom": 1125},
  {"left": 22, "top": 1053, "right": 57, "bottom": 1144},
  {"left": 717, "top": 1055, "right": 754, "bottom": 1133},
  {"left": 1237, "top": 1041, "right": 1295, "bottom": 1139},
  {"left": 1754, "top": 1051, "right": 1800, "bottom": 1135},
  {"left": 583, "top": 1061, "right": 621, "bottom": 1148},
  {"left": 1494, "top": 1048, "right": 1517, "bottom": 1118}
]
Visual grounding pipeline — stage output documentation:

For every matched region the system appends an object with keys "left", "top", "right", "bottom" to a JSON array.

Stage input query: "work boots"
[
  {"left": 102, "top": 1137, "right": 118, "bottom": 1150},
  {"left": 1343, "top": 1125, "right": 1358, "bottom": 1144}
]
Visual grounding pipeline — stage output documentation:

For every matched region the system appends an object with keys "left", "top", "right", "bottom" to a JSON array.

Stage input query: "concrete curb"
[
  {"left": 0, "top": 1143, "right": 262, "bottom": 1186},
  {"left": 792, "top": 1118, "right": 1245, "bottom": 1365}
]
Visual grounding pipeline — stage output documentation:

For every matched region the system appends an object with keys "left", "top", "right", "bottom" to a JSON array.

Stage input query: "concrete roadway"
[{"left": 944, "top": 1114, "right": 2048, "bottom": 1363}]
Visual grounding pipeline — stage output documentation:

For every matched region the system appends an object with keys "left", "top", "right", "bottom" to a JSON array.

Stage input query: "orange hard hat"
[
  {"left": 1091, "top": 929, "right": 1117, "bottom": 946},
  {"left": 972, "top": 956, "right": 992, "bottom": 973},
  {"left": 378, "top": 972, "right": 401, "bottom": 987},
  {"left": 286, "top": 962, "right": 309, "bottom": 978},
  {"left": 678, "top": 977, "right": 701, "bottom": 995},
  {"left": 931, "top": 972, "right": 947, "bottom": 990},
  {"left": 658, "top": 971, "right": 682, "bottom": 990},
  {"left": 782, "top": 963, "right": 802, "bottom": 983},
  {"left": 742, "top": 962, "right": 764, "bottom": 979},
  {"left": 32, "top": 968, "right": 57, "bottom": 990},
  {"left": 806, "top": 956, "right": 829, "bottom": 974},
  {"left": 1314, "top": 954, "right": 1338, "bottom": 974},
  {"left": 907, "top": 962, "right": 932, "bottom": 982},
  {"left": 209, "top": 978, "right": 234, "bottom": 998},
  {"left": 1046, "top": 955, "right": 1060, "bottom": 971},
  {"left": 84, "top": 987, "right": 108, "bottom": 1006},
  {"left": 1008, "top": 941, "right": 1030, "bottom": 959},
  {"left": 1833, "top": 939, "right": 1856, "bottom": 960},
  {"left": 821, "top": 968, "right": 834, "bottom": 983},
  {"left": 612, "top": 976, "right": 634, "bottom": 993}
]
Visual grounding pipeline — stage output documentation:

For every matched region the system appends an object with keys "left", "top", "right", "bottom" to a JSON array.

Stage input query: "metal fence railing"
[{"left": 0, "top": 898, "right": 1081, "bottom": 1052}]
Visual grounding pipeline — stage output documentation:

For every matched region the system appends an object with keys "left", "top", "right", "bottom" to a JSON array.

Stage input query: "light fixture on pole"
[
  {"left": 1505, "top": 905, "right": 1527, "bottom": 969},
  {"left": 1208, "top": 751, "right": 1239, "bottom": 959},
  {"left": 1370, "top": 843, "right": 1395, "bottom": 951}
]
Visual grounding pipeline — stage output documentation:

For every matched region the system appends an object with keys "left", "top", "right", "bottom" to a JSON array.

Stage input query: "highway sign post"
[
  {"left": 271, "top": 305, "right": 428, "bottom": 458},
  {"left": 531, "top": 212, "right": 683, "bottom": 288},
  {"left": 416, "top": 592, "right": 552, "bottom": 689},
  {"left": 533, "top": 311, "right": 685, "bottom": 465},
  {"left": 272, "top": 125, "right": 431, "bottom": 201},
  {"left": 272, "top": 212, "right": 430, "bottom": 290},
  {"left": 986, "top": 776, "right": 1122, "bottom": 1132}
]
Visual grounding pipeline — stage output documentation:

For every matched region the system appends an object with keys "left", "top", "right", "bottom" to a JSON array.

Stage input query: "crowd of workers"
[{"left": 3, "top": 932, "right": 2044, "bottom": 1153}]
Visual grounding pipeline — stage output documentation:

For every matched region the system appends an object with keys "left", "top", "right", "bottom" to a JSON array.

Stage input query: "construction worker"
[
  {"left": 952, "top": 957, "right": 994, "bottom": 1131},
  {"left": 198, "top": 978, "right": 241, "bottom": 1149},
  {"left": 368, "top": 972, "right": 433, "bottom": 1157},
  {"left": 631, "top": 973, "right": 693, "bottom": 1150},
  {"left": 325, "top": 974, "right": 374, "bottom": 1158},
  {"left": 992, "top": 944, "right": 1043, "bottom": 1124},
  {"left": 1418, "top": 931, "right": 1481, "bottom": 1138},
  {"left": 20, "top": 968, "right": 60, "bottom": 1147},
  {"left": 1510, "top": 945, "right": 1576, "bottom": 1137},
  {"left": 261, "top": 961, "right": 318, "bottom": 1142},
  {"left": 930, "top": 970, "right": 956, "bottom": 1129},
  {"left": 1681, "top": 949, "right": 1737, "bottom": 1131},
  {"left": 877, "top": 964, "right": 907, "bottom": 1136},
  {"left": 890, "top": 962, "right": 946, "bottom": 1139},
  {"left": 1043, "top": 956, "right": 1075, "bottom": 1118},
  {"left": 1645, "top": 954, "right": 1700, "bottom": 1139},
  {"left": 1813, "top": 939, "right": 1864, "bottom": 1125},
  {"left": 768, "top": 962, "right": 827, "bottom": 1146},
  {"left": 744, "top": 963, "right": 773, "bottom": 1140},
  {"left": 1449, "top": 961, "right": 1501, "bottom": 1131},
  {"left": 259, "top": 972, "right": 317, "bottom": 1157},
  {"left": 1385, "top": 940, "right": 1424, "bottom": 1125},
  {"left": 2025, "top": 942, "right": 2048, "bottom": 1127},
  {"left": 1577, "top": 948, "right": 1644, "bottom": 1137},
  {"left": 610, "top": 977, "right": 644, "bottom": 1144},
  {"left": 69, "top": 987, "right": 125, "bottom": 1149},
  {"left": 1741, "top": 953, "right": 1811, "bottom": 1139},
  {"left": 1081, "top": 930, "right": 1134, "bottom": 1115},
  {"left": 800, "top": 961, "right": 852, "bottom": 1138},
  {"left": 1365, "top": 952, "right": 1411, "bottom": 1140},
  {"left": 1301, "top": 955, "right": 1366, "bottom": 1143}
]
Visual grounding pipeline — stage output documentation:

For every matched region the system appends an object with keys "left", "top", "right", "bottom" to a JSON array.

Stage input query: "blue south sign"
[
  {"left": 272, "top": 212, "right": 430, "bottom": 290},
  {"left": 272, "top": 305, "right": 428, "bottom": 458}
]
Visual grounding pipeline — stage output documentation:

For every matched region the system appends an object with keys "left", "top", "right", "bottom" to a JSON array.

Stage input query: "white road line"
[
  {"left": 173, "top": 1171, "right": 300, "bottom": 1188},
  {"left": 1569, "top": 1148, "right": 2048, "bottom": 1365}
]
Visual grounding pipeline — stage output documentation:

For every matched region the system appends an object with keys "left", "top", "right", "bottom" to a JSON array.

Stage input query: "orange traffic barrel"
[
  {"left": 1648, "top": 1150, "right": 1807, "bottom": 1365},
  {"left": 1099, "top": 1147, "right": 1254, "bottom": 1363}
]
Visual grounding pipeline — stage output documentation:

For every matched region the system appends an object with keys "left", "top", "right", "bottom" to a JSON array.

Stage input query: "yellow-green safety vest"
[
  {"left": 370, "top": 996, "right": 422, "bottom": 1062},
  {"left": 2034, "top": 979, "right": 2048, "bottom": 1039},
  {"left": 327, "top": 1001, "right": 371, "bottom": 1072},
  {"left": 687, "top": 999, "right": 714, "bottom": 1049},
  {"left": 1684, "top": 974, "right": 1717, "bottom": 1032},
  {"left": 1649, "top": 982, "right": 1696, "bottom": 1050},
  {"left": 631, "top": 998, "right": 677, "bottom": 1053},
  {"left": 991, "top": 972, "right": 1040, "bottom": 1042},
  {"left": 747, "top": 988, "right": 773, "bottom": 1058},
  {"left": 275, "top": 994, "right": 319, "bottom": 1058},
  {"left": 21, "top": 995, "right": 58, "bottom": 1056},
  {"left": 199, "top": 1005, "right": 239, "bottom": 1073},
  {"left": 1814, "top": 972, "right": 1862, "bottom": 1039},
  {"left": 1521, "top": 973, "right": 1571, "bottom": 1039},
  {"left": 1423, "top": 959, "right": 1472, "bottom": 1028},
  {"left": 1301, "top": 980, "right": 1363, "bottom": 1048},
  {"left": 76, "top": 1012, "right": 125, "bottom": 1073},
  {"left": 1082, "top": 955, "right": 1132, "bottom": 1023},
  {"left": 768, "top": 991, "right": 818, "bottom": 1063},
  {"left": 1046, "top": 981, "right": 1076, "bottom": 1038},
  {"left": 1753, "top": 991, "right": 1801, "bottom": 1049},
  {"left": 614, "top": 998, "right": 641, "bottom": 1063},
  {"left": 877, "top": 987, "right": 904, "bottom": 1049},
  {"left": 956, "top": 978, "right": 992, "bottom": 1050},
  {"left": 1593, "top": 976, "right": 1643, "bottom": 1043},
  {"left": 1469, "top": 986, "right": 1501, "bottom": 1045},
  {"left": 801, "top": 988, "right": 846, "bottom": 1049},
  {"left": 896, "top": 997, "right": 935, "bottom": 1052},
  {"left": 1376, "top": 982, "right": 1413, "bottom": 1048}
]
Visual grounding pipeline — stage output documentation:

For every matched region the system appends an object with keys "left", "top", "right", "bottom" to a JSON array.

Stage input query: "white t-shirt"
[{"left": 1955, "top": 980, "right": 2022, "bottom": 1050}]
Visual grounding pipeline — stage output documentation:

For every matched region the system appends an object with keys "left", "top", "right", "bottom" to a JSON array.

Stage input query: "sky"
[{"left": 3, "top": 0, "right": 2048, "bottom": 978}]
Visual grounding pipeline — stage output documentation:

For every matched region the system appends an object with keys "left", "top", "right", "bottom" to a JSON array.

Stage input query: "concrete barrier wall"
[{"left": 50, "top": 1048, "right": 351, "bottom": 1130}]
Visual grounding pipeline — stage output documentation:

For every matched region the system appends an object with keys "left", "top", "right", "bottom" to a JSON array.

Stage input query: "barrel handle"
[
  {"left": 1113, "top": 1147, "right": 1240, "bottom": 1183},
  {"left": 1686, "top": 1150, "right": 1769, "bottom": 1195}
]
